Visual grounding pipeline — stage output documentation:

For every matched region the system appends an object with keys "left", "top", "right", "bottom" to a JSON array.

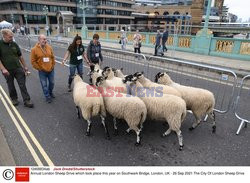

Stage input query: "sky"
[{"left": 223, "top": 0, "right": 250, "bottom": 21}]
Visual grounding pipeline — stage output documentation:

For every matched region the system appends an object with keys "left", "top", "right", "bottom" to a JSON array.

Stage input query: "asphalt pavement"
[{"left": 0, "top": 36, "right": 249, "bottom": 166}]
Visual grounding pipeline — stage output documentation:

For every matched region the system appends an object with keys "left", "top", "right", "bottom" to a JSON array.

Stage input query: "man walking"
[
  {"left": 154, "top": 30, "right": 162, "bottom": 56},
  {"left": 31, "top": 34, "right": 55, "bottom": 103},
  {"left": 162, "top": 29, "right": 169, "bottom": 52},
  {"left": 0, "top": 29, "right": 33, "bottom": 107}
]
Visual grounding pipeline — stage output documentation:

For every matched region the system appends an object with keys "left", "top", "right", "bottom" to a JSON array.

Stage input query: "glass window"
[{"left": 27, "top": 3, "right": 31, "bottom": 11}]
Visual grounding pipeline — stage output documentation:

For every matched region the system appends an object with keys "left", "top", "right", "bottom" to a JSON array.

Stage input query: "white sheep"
[
  {"left": 99, "top": 66, "right": 128, "bottom": 94},
  {"left": 73, "top": 75, "right": 109, "bottom": 139},
  {"left": 123, "top": 75, "right": 187, "bottom": 150},
  {"left": 155, "top": 72, "right": 216, "bottom": 133},
  {"left": 113, "top": 68, "right": 126, "bottom": 78},
  {"left": 95, "top": 76, "right": 147, "bottom": 146},
  {"left": 133, "top": 72, "right": 182, "bottom": 97}
]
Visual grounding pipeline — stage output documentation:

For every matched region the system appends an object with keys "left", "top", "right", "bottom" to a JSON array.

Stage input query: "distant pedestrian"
[
  {"left": 31, "top": 34, "right": 55, "bottom": 103},
  {"left": 62, "top": 34, "right": 90, "bottom": 92},
  {"left": 133, "top": 30, "right": 142, "bottom": 55},
  {"left": 20, "top": 26, "right": 25, "bottom": 35},
  {"left": 87, "top": 34, "right": 103, "bottom": 66},
  {"left": 154, "top": 30, "right": 162, "bottom": 56},
  {"left": 120, "top": 30, "right": 128, "bottom": 50},
  {"left": 162, "top": 29, "right": 169, "bottom": 52},
  {"left": 0, "top": 29, "right": 34, "bottom": 107},
  {"left": 45, "top": 26, "right": 49, "bottom": 36},
  {"left": 49, "top": 26, "right": 53, "bottom": 35}
]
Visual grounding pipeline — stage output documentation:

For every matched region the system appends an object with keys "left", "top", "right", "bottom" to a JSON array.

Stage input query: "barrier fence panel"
[
  {"left": 100, "top": 47, "right": 147, "bottom": 77},
  {"left": 234, "top": 75, "right": 250, "bottom": 135},
  {"left": 15, "top": 35, "right": 32, "bottom": 50},
  {"left": 145, "top": 56, "right": 237, "bottom": 114}
]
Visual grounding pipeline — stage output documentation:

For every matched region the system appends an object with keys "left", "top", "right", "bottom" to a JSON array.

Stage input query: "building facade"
[{"left": 0, "top": 0, "right": 134, "bottom": 29}]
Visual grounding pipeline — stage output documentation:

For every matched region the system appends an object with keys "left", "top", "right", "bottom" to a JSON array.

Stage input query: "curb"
[{"left": 0, "top": 126, "right": 16, "bottom": 166}]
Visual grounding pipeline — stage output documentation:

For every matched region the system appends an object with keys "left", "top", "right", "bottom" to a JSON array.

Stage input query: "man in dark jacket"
[
  {"left": 0, "top": 29, "right": 33, "bottom": 107},
  {"left": 87, "top": 34, "right": 103, "bottom": 65},
  {"left": 154, "top": 30, "right": 162, "bottom": 56},
  {"left": 162, "top": 29, "right": 169, "bottom": 52}
]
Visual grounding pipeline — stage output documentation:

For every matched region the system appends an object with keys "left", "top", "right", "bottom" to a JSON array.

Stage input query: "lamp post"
[
  {"left": 24, "top": 10, "right": 28, "bottom": 34},
  {"left": 43, "top": 5, "right": 49, "bottom": 36},
  {"left": 79, "top": 0, "right": 88, "bottom": 39},
  {"left": 194, "top": 0, "right": 213, "bottom": 55},
  {"left": 203, "top": 0, "right": 212, "bottom": 30},
  {"left": 10, "top": 13, "right": 14, "bottom": 25}
]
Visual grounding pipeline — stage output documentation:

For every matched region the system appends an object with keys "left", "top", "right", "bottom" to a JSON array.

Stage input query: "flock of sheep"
[{"left": 72, "top": 64, "right": 216, "bottom": 150}]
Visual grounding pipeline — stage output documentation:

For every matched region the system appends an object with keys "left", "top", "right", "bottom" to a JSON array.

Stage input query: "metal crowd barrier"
[
  {"left": 234, "top": 75, "right": 250, "bottom": 135},
  {"left": 145, "top": 56, "right": 238, "bottom": 115}
]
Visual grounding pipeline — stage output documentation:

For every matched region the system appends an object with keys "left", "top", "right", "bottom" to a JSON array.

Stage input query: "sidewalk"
[
  {"left": 0, "top": 126, "right": 15, "bottom": 166},
  {"left": 52, "top": 36, "right": 250, "bottom": 74}
]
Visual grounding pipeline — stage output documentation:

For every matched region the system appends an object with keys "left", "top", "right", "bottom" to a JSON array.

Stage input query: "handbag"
[{"left": 119, "top": 40, "right": 121, "bottom": 44}]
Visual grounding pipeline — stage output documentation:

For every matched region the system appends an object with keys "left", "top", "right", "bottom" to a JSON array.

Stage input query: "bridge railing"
[
  {"left": 64, "top": 29, "right": 250, "bottom": 61},
  {"left": 209, "top": 37, "right": 250, "bottom": 61}
]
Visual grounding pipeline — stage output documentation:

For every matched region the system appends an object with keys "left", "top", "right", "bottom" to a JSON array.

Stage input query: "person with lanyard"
[
  {"left": 30, "top": 34, "right": 55, "bottom": 103},
  {"left": 0, "top": 29, "right": 34, "bottom": 107},
  {"left": 87, "top": 34, "right": 103, "bottom": 67},
  {"left": 62, "top": 34, "right": 90, "bottom": 92}
]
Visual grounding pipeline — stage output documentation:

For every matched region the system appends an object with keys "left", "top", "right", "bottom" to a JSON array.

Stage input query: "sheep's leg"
[
  {"left": 101, "top": 115, "right": 110, "bottom": 140},
  {"left": 86, "top": 120, "right": 92, "bottom": 136},
  {"left": 176, "top": 130, "right": 184, "bottom": 151},
  {"left": 189, "top": 117, "right": 201, "bottom": 131},
  {"left": 135, "top": 129, "right": 142, "bottom": 146},
  {"left": 76, "top": 106, "right": 80, "bottom": 119},
  {"left": 208, "top": 111, "right": 216, "bottom": 133},
  {"left": 126, "top": 128, "right": 132, "bottom": 134},
  {"left": 113, "top": 118, "right": 118, "bottom": 136},
  {"left": 133, "top": 127, "right": 141, "bottom": 146},
  {"left": 162, "top": 128, "right": 171, "bottom": 137}
]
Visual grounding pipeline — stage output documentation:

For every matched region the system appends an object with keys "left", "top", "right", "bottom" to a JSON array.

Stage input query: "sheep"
[
  {"left": 155, "top": 72, "right": 216, "bottom": 133},
  {"left": 73, "top": 74, "right": 109, "bottom": 139},
  {"left": 89, "top": 64, "right": 103, "bottom": 85},
  {"left": 113, "top": 68, "right": 126, "bottom": 78},
  {"left": 98, "top": 66, "right": 128, "bottom": 94},
  {"left": 133, "top": 72, "right": 182, "bottom": 97},
  {"left": 95, "top": 76, "right": 147, "bottom": 146},
  {"left": 123, "top": 74, "right": 187, "bottom": 150}
]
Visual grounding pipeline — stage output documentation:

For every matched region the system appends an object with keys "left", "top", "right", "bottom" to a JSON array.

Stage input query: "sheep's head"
[
  {"left": 102, "top": 66, "right": 114, "bottom": 79},
  {"left": 73, "top": 74, "right": 83, "bottom": 85},
  {"left": 155, "top": 72, "right": 165, "bottom": 82},
  {"left": 122, "top": 74, "right": 133, "bottom": 84},
  {"left": 133, "top": 72, "right": 144, "bottom": 82},
  {"left": 155, "top": 72, "right": 173, "bottom": 85},
  {"left": 114, "top": 68, "right": 125, "bottom": 77},
  {"left": 96, "top": 76, "right": 104, "bottom": 87}
]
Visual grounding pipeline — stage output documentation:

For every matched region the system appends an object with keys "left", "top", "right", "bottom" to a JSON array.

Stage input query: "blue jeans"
[
  {"left": 68, "top": 63, "right": 83, "bottom": 86},
  {"left": 38, "top": 69, "right": 55, "bottom": 99}
]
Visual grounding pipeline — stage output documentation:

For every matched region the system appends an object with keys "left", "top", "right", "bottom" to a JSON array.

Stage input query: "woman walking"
[{"left": 62, "top": 35, "right": 90, "bottom": 92}]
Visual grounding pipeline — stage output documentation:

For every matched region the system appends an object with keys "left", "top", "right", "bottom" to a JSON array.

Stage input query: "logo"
[
  {"left": 2, "top": 169, "right": 14, "bottom": 180},
  {"left": 15, "top": 168, "right": 30, "bottom": 182}
]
